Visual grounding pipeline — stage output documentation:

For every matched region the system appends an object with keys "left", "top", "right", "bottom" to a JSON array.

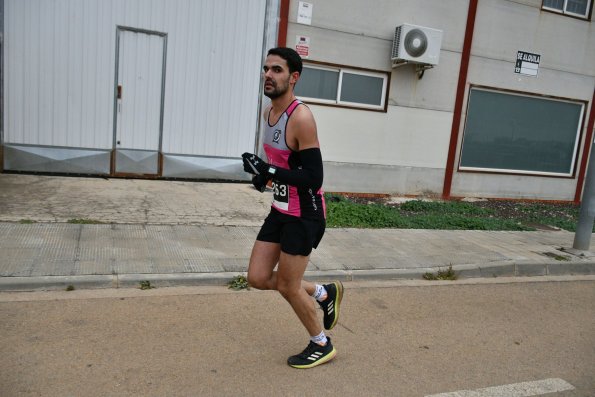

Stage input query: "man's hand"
[
  {"left": 242, "top": 152, "right": 269, "bottom": 176},
  {"left": 251, "top": 174, "right": 269, "bottom": 193}
]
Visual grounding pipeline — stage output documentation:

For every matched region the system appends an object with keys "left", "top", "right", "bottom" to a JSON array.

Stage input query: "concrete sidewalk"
[{"left": 1, "top": 173, "right": 594, "bottom": 290}]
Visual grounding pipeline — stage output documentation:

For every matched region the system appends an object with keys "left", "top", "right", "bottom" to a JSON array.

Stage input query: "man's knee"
[
  {"left": 247, "top": 270, "right": 271, "bottom": 290},
  {"left": 276, "top": 279, "right": 301, "bottom": 300}
]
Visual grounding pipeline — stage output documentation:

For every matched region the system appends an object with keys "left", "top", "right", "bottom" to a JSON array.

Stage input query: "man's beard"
[{"left": 264, "top": 79, "right": 290, "bottom": 99}]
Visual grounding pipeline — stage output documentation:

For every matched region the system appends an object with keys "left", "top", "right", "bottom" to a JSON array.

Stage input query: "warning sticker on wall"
[
  {"left": 296, "top": 36, "right": 310, "bottom": 59},
  {"left": 515, "top": 51, "right": 541, "bottom": 77}
]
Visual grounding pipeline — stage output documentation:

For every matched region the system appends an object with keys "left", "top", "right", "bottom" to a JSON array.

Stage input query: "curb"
[{"left": 1, "top": 261, "right": 594, "bottom": 291}]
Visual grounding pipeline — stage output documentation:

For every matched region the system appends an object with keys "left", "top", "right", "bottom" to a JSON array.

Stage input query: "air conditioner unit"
[{"left": 391, "top": 24, "right": 443, "bottom": 67}]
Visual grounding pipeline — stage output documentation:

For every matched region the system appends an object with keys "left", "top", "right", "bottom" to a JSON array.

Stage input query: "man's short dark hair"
[{"left": 267, "top": 47, "right": 303, "bottom": 75}]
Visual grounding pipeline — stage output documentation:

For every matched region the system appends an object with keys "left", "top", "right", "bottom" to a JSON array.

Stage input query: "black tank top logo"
[{"left": 273, "top": 129, "right": 281, "bottom": 143}]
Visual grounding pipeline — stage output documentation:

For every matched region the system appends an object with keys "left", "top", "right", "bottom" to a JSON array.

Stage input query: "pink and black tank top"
[{"left": 263, "top": 99, "right": 326, "bottom": 220}]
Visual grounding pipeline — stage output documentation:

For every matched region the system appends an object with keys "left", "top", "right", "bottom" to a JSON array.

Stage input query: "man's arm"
[
  {"left": 286, "top": 105, "right": 319, "bottom": 151},
  {"left": 272, "top": 105, "right": 323, "bottom": 190},
  {"left": 242, "top": 105, "right": 323, "bottom": 190}
]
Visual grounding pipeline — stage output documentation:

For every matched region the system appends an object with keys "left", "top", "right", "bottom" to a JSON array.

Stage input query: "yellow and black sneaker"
[
  {"left": 287, "top": 338, "right": 336, "bottom": 369},
  {"left": 318, "top": 281, "right": 343, "bottom": 330}
]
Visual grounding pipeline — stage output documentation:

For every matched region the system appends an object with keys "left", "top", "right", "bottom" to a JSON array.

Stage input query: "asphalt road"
[{"left": 1, "top": 278, "right": 594, "bottom": 397}]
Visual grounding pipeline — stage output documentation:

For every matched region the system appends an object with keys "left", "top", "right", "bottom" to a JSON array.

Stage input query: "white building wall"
[
  {"left": 4, "top": 0, "right": 594, "bottom": 199},
  {"left": 285, "top": 0, "right": 594, "bottom": 199},
  {"left": 4, "top": 0, "right": 266, "bottom": 159},
  {"left": 287, "top": 0, "right": 468, "bottom": 70},
  {"left": 160, "top": 0, "right": 266, "bottom": 158},
  {"left": 5, "top": 0, "right": 112, "bottom": 149},
  {"left": 286, "top": 0, "right": 468, "bottom": 193},
  {"left": 314, "top": 105, "right": 452, "bottom": 169},
  {"left": 450, "top": 0, "right": 595, "bottom": 200},
  {"left": 470, "top": 0, "right": 594, "bottom": 76}
]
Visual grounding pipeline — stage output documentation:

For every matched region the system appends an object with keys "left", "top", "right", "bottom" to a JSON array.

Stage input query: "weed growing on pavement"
[
  {"left": 139, "top": 280, "right": 154, "bottom": 290},
  {"left": 66, "top": 285, "right": 75, "bottom": 291},
  {"left": 542, "top": 252, "right": 571, "bottom": 261},
  {"left": 423, "top": 265, "right": 458, "bottom": 281},
  {"left": 19, "top": 219, "right": 36, "bottom": 224},
  {"left": 67, "top": 218, "right": 105, "bottom": 224},
  {"left": 228, "top": 275, "right": 250, "bottom": 290}
]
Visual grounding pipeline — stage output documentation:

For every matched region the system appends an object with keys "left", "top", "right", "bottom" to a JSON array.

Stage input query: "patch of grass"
[
  {"left": 516, "top": 202, "right": 580, "bottom": 231},
  {"left": 325, "top": 201, "right": 405, "bottom": 228},
  {"left": 325, "top": 195, "right": 533, "bottom": 230},
  {"left": 67, "top": 218, "right": 104, "bottom": 224},
  {"left": 139, "top": 280, "right": 154, "bottom": 290},
  {"left": 19, "top": 219, "right": 36, "bottom": 224},
  {"left": 423, "top": 265, "right": 458, "bottom": 281},
  {"left": 65, "top": 285, "right": 75, "bottom": 291},
  {"left": 532, "top": 217, "right": 577, "bottom": 231},
  {"left": 400, "top": 200, "right": 493, "bottom": 216},
  {"left": 228, "top": 275, "right": 250, "bottom": 290},
  {"left": 402, "top": 213, "right": 532, "bottom": 231}
]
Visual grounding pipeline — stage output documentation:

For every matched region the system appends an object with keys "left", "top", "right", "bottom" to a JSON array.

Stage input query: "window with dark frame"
[
  {"left": 542, "top": 0, "right": 592, "bottom": 18},
  {"left": 295, "top": 64, "right": 388, "bottom": 111},
  {"left": 459, "top": 87, "right": 585, "bottom": 177}
]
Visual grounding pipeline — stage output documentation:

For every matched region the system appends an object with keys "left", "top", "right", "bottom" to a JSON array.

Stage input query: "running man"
[{"left": 241, "top": 47, "right": 343, "bottom": 369}]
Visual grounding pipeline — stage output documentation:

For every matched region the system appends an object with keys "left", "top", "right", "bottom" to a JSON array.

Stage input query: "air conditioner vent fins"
[{"left": 391, "top": 24, "right": 443, "bottom": 67}]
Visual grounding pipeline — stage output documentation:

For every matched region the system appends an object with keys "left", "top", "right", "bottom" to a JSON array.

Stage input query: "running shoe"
[
  {"left": 318, "top": 281, "right": 343, "bottom": 330},
  {"left": 287, "top": 338, "right": 336, "bottom": 369}
]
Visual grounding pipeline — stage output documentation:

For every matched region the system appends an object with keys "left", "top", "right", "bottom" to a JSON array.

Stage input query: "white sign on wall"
[
  {"left": 515, "top": 51, "right": 541, "bottom": 77},
  {"left": 297, "top": 1, "right": 313, "bottom": 25},
  {"left": 295, "top": 36, "right": 310, "bottom": 59}
]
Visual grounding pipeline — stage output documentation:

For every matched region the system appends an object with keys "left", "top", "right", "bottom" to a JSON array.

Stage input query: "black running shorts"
[{"left": 257, "top": 208, "right": 326, "bottom": 256}]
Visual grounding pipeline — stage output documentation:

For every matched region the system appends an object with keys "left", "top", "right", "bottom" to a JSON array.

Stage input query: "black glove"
[
  {"left": 251, "top": 174, "right": 269, "bottom": 193},
  {"left": 242, "top": 152, "right": 269, "bottom": 176}
]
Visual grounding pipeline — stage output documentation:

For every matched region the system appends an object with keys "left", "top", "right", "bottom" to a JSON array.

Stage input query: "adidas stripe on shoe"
[
  {"left": 287, "top": 338, "right": 336, "bottom": 369},
  {"left": 318, "top": 281, "right": 343, "bottom": 330}
]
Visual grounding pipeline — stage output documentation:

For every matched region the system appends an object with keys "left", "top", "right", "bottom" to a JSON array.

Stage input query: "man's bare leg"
[
  {"left": 279, "top": 251, "right": 337, "bottom": 368},
  {"left": 247, "top": 240, "right": 317, "bottom": 296},
  {"left": 276, "top": 251, "right": 321, "bottom": 337},
  {"left": 247, "top": 241, "right": 280, "bottom": 291},
  {"left": 247, "top": 240, "right": 338, "bottom": 368}
]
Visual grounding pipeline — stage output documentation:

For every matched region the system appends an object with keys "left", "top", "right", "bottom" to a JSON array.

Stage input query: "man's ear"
[{"left": 290, "top": 71, "right": 300, "bottom": 85}]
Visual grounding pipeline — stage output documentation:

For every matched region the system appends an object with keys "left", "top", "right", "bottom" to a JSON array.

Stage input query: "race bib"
[{"left": 272, "top": 181, "right": 289, "bottom": 211}]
